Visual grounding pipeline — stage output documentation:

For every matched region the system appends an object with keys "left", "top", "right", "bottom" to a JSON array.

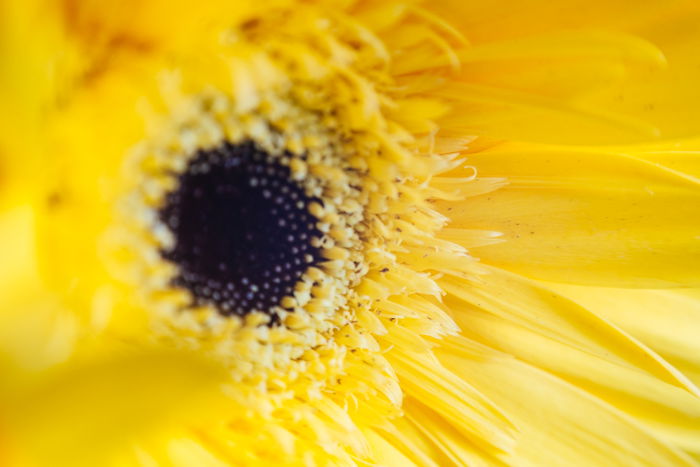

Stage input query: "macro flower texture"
[{"left": 1, "top": 0, "right": 700, "bottom": 465}]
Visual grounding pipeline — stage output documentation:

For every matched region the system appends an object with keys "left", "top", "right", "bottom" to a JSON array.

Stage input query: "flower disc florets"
[{"left": 158, "top": 140, "right": 324, "bottom": 321}]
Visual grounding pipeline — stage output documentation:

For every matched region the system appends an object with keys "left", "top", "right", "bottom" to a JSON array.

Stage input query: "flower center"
[{"left": 159, "top": 141, "right": 323, "bottom": 317}]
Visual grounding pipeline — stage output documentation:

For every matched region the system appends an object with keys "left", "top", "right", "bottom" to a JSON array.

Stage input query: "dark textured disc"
[{"left": 159, "top": 141, "right": 323, "bottom": 319}]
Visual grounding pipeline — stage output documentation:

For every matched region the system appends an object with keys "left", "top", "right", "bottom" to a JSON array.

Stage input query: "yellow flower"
[{"left": 1, "top": 0, "right": 700, "bottom": 466}]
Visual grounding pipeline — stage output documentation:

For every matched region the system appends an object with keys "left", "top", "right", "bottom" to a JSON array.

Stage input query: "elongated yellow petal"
[
  {"left": 439, "top": 345, "right": 698, "bottom": 466},
  {"left": 402, "top": 398, "right": 505, "bottom": 467},
  {"left": 447, "top": 297, "right": 700, "bottom": 455},
  {"left": 440, "top": 265, "right": 697, "bottom": 393},
  {"left": 615, "top": 139, "right": 700, "bottom": 179},
  {"left": 364, "top": 429, "right": 420, "bottom": 467},
  {"left": 442, "top": 266, "right": 700, "bottom": 455},
  {"left": 439, "top": 144, "right": 700, "bottom": 287},
  {"left": 437, "top": 78, "right": 662, "bottom": 144},
  {"left": 546, "top": 283, "right": 700, "bottom": 388},
  {"left": 426, "top": 0, "right": 693, "bottom": 44},
  {"left": 387, "top": 346, "right": 516, "bottom": 454},
  {"left": 423, "top": 1, "right": 700, "bottom": 143}
]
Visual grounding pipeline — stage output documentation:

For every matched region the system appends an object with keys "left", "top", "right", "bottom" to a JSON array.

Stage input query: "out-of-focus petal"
[
  {"left": 423, "top": 0, "right": 700, "bottom": 143},
  {"left": 2, "top": 350, "right": 226, "bottom": 467}
]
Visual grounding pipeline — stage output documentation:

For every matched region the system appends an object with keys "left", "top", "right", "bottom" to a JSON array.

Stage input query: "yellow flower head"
[{"left": 1, "top": 0, "right": 700, "bottom": 466}]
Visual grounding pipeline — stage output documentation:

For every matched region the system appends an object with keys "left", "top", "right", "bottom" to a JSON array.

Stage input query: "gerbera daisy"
[{"left": 1, "top": 0, "right": 699, "bottom": 465}]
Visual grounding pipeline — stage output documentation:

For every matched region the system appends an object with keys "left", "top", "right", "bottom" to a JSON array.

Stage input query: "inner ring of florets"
[{"left": 158, "top": 141, "right": 324, "bottom": 318}]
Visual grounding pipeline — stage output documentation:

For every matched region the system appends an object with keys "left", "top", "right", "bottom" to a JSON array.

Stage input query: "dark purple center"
[{"left": 159, "top": 141, "right": 322, "bottom": 318}]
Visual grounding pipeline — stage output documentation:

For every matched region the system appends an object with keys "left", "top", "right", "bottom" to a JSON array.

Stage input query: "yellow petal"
[
  {"left": 427, "top": 0, "right": 692, "bottom": 44},
  {"left": 364, "top": 428, "right": 420, "bottom": 467},
  {"left": 429, "top": 31, "right": 667, "bottom": 144},
  {"left": 425, "top": 0, "right": 700, "bottom": 143},
  {"left": 387, "top": 346, "right": 516, "bottom": 454},
  {"left": 438, "top": 344, "right": 697, "bottom": 466},
  {"left": 617, "top": 139, "right": 700, "bottom": 180},
  {"left": 545, "top": 282, "right": 700, "bottom": 389},
  {"left": 166, "top": 438, "right": 229, "bottom": 467},
  {"left": 442, "top": 266, "right": 700, "bottom": 454},
  {"left": 2, "top": 350, "right": 226, "bottom": 467},
  {"left": 447, "top": 297, "right": 700, "bottom": 455},
  {"left": 438, "top": 143, "right": 700, "bottom": 287},
  {"left": 439, "top": 265, "right": 697, "bottom": 394},
  {"left": 402, "top": 398, "right": 504, "bottom": 467},
  {"left": 585, "top": 6, "right": 700, "bottom": 143}
]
